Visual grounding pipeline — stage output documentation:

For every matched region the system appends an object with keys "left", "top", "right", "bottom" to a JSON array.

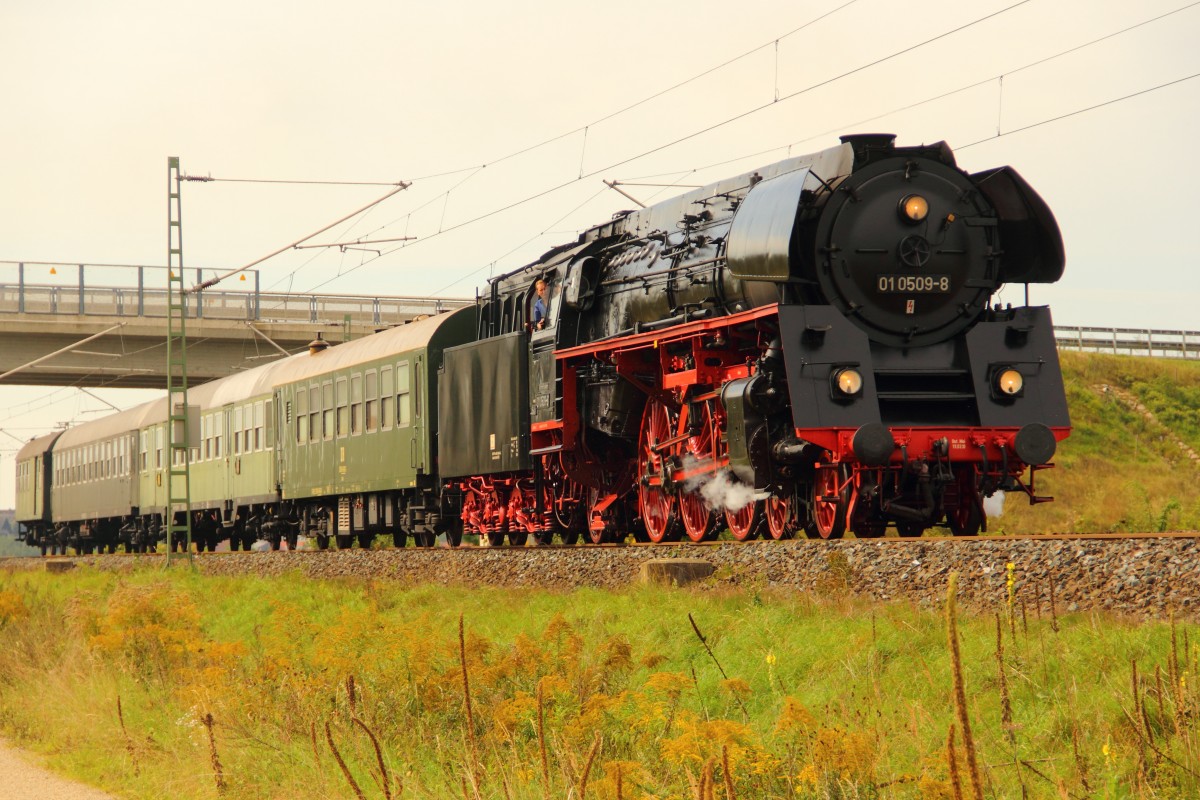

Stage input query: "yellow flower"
[{"left": 765, "top": 652, "right": 777, "bottom": 666}]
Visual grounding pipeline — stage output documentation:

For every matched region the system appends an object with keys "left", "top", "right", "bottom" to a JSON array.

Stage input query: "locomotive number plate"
[{"left": 876, "top": 274, "right": 950, "bottom": 293}]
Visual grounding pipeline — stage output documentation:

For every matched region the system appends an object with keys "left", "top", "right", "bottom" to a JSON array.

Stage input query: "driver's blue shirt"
[{"left": 533, "top": 296, "right": 547, "bottom": 327}]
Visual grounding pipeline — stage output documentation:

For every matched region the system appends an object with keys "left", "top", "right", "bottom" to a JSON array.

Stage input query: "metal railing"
[
  {"left": 0, "top": 261, "right": 470, "bottom": 326},
  {"left": 1054, "top": 326, "right": 1197, "bottom": 360}
]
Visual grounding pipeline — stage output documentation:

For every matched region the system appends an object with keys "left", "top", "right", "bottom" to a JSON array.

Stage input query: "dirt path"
[
  {"left": 1094, "top": 383, "right": 1200, "bottom": 466},
  {"left": 0, "top": 739, "right": 116, "bottom": 800}
]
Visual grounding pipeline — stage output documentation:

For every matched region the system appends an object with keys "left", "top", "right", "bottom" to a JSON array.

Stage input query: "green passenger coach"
[
  {"left": 14, "top": 305, "right": 477, "bottom": 555},
  {"left": 15, "top": 432, "right": 62, "bottom": 553},
  {"left": 274, "top": 305, "right": 477, "bottom": 548}
]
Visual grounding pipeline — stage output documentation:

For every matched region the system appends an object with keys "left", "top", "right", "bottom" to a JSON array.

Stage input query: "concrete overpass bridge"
[{"left": 0, "top": 261, "right": 472, "bottom": 389}]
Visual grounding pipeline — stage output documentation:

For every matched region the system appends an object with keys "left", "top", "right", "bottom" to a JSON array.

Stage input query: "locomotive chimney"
[
  {"left": 839, "top": 133, "right": 896, "bottom": 168},
  {"left": 308, "top": 333, "right": 329, "bottom": 356}
]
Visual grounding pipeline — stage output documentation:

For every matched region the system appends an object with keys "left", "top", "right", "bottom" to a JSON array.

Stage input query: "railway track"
[{"left": 4, "top": 531, "right": 1197, "bottom": 620}]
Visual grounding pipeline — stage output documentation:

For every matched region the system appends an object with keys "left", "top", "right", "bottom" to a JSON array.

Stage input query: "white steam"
[
  {"left": 680, "top": 456, "right": 762, "bottom": 513},
  {"left": 983, "top": 490, "right": 1005, "bottom": 517}
]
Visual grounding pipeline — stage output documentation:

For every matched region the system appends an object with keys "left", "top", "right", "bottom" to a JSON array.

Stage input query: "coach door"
[
  {"left": 221, "top": 404, "right": 235, "bottom": 502},
  {"left": 33, "top": 454, "right": 43, "bottom": 519},
  {"left": 411, "top": 355, "right": 425, "bottom": 473}
]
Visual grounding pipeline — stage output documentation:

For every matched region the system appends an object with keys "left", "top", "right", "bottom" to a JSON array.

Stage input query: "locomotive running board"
[{"left": 554, "top": 303, "right": 780, "bottom": 361}]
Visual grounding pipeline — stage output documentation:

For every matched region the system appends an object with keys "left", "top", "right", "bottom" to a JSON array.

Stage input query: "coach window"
[
  {"left": 244, "top": 405, "right": 253, "bottom": 452},
  {"left": 396, "top": 361, "right": 411, "bottom": 427},
  {"left": 350, "top": 373, "right": 363, "bottom": 435},
  {"left": 296, "top": 389, "right": 308, "bottom": 444},
  {"left": 365, "top": 370, "right": 378, "bottom": 433},
  {"left": 202, "top": 416, "right": 210, "bottom": 460},
  {"left": 255, "top": 401, "right": 265, "bottom": 450},
  {"left": 322, "top": 382, "right": 334, "bottom": 441},
  {"left": 214, "top": 412, "right": 224, "bottom": 459},
  {"left": 380, "top": 367, "right": 393, "bottom": 432},
  {"left": 336, "top": 378, "right": 349, "bottom": 437},
  {"left": 320, "top": 381, "right": 333, "bottom": 440},
  {"left": 311, "top": 385, "right": 322, "bottom": 443},
  {"left": 140, "top": 431, "right": 148, "bottom": 471},
  {"left": 156, "top": 427, "right": 164, "bottom": 469},
  {"left": 233, "top": 407, "right": 243, "bottom": 455}
]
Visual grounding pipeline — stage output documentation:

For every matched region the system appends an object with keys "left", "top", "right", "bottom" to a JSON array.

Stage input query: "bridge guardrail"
[
  {"left": 1054, "top": 326, "right": 1196, "bottom": 360},
  {"left": 0, "top": 261, "right": 470, "bottom": 327}
]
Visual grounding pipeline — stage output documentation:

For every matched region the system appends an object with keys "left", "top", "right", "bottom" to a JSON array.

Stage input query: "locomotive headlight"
[
  {"left": 832, "top": 367, "right": 863, "bottom": 398},
  {"left": 993, "top": 367, "right": 1024, "bottom": 398},
  {"left": 899, "top": 194, "right": 929, "bottom": 224}
]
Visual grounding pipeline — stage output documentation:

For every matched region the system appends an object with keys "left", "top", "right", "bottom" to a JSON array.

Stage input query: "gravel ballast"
[{"left": 8, "top": 535, "right": 1197, "bottom": 619}]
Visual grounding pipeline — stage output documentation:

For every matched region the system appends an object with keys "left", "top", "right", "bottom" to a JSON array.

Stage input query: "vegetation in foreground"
[
  {"left": 994, "top": 351, "right": 1200, "bottom": 534},
  {"left": 0, "top": 567, "right": 1198, "bottom": 799}
]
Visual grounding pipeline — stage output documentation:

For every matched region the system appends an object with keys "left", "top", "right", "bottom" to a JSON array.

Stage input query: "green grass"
[
  {"left": 1, "top": 566, "right": 1198, "bottom": 798},
  {"left": 993, "top": 352, "right": 1200, "bottom": 534}
]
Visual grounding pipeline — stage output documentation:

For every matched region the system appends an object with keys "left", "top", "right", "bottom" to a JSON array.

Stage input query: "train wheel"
[
  {"left": 765, "top": 496, "right": 797, "bottom": 540},
  {"left": 286, "top": 533, "right": 299, "bottom": 550},
  {"left": 853, "top": 521, "right": 887, "bottom": 539},
  {"left": 392, "top": 530, "right": 408, "bottom": 548},
  {"left": 679, "top": 491, "right": 719, "bottom": 542},
  {"left": 584, "top": 488, "right": 625, "bottom": 544},
  {"left": 638, "top": 399, "right": 681, "bottom": 543},
  {"left": 806, "top": 467, "right": 847, "bottom": 540},
  {"left": 897, "top": 522, "right": 925, "bottom": 538},
  {"left": 357, "top": 534, "right": 374, "bottom": 550},
  {"left": 486, "top": 531, "right": 506, "bottom": 547},
  {"left": 726, "top": 501, "right": 765, "bottom": 541},
  {"left": 508, "top": 531, "right": 529, "bottom": 547},
  {"left": 334, "top": 534, "right": 352, "bottom": 549},
  {"left": 678, "top": 400, "right": 720, "bottom": 542},
  {"left": 946, "top": 468, "right": 983, "bottom": 536},
  {"left": 547, "top": 455, "right": 584, "bottom": 546},
  {"left": 947, "top": 503, "right": 982, "bottom": 536}
]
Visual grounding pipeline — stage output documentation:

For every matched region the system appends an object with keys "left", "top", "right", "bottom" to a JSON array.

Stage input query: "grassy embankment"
[
  {"left": 993, "top": 351, "right": 1200, "bottom": 534},
  {"left": 1, "top": 566, "right": 1199, "bottom": 799}
]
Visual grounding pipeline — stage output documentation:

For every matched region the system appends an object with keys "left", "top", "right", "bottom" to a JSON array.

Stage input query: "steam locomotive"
[{"left": 16, "top": 134, "right": 1069, "bottom": 553}]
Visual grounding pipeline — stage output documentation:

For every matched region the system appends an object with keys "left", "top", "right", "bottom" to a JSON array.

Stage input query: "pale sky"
[{"left": 2, "top": 0, "right": 1198, "bottom": 507}]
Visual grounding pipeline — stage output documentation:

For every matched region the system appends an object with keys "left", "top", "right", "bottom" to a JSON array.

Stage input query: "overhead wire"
[
  {"left": 295, "top": 0, "right": 1036, "bottom": 295},
  {"left": 221, "top": 1, "right": 868, "bottom": 297},
  {"left": 959, "top": 70, "right": 1200, "bottom": 149},
  {"left": 615, "top": 1, "right": 1200, "bottom": 185}
]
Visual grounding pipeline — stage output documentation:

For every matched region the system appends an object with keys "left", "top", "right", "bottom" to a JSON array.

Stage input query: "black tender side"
[{"left": 439, "top": 331, "right": 531, "bottom": 478}]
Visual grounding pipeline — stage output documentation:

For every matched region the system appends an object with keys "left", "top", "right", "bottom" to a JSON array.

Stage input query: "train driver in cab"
[{"left": 532, "top": 278, "right": 549, "bottom": 330}]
